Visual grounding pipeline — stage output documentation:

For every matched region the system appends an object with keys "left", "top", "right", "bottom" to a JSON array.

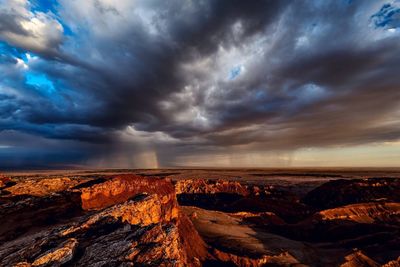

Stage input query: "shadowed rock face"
[
  {"left": 303, "top": 178, "right": 400, "bottom": 209},
  {"left": 176, "top": 179, "right": 312, "bottom": 223},
  {"left": 182, "top": 206, "right": 317, "bottom": 265},
  {"left": 0, "top": 174, "right": 15, "bottom": 188},
  {"left": 175, "top": 177, "right": 400, "bottom": 266},
  {"left": 0, "top": 191, "right": 83, "bottom": 243}
]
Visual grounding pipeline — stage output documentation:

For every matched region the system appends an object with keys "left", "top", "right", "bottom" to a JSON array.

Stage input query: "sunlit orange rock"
[
  {"left": 80, "top": 174, "right": 176, "bottom": 210},
  {"left": 1, "top": 174, "right": 207, "bottom": 266},
  {"left": 382, "top": 257, "right": 400, "bottom": 267},
  {"left": 62, "top": 194, "right": 178, "bottom": 236},
  {"left": 5, "top": 177, "right": 81, "bottom": 197},
  {"left": 31, "top": 238, "right": 78, "bottom": 266},
  {"left": 340, "top": 250, "right": 379, "bottom": 267},
  {"left": 230, "top": 211, "right": 286, "bottom": 225},
  {"left": 212, "top": 249, "right": 301, "bottom": 267},
  {"left": 175, "top": 179, "right": 250, "bottom": 196},
  {"left": 316, "top": 202, "right": 400, "bottom": 224}
]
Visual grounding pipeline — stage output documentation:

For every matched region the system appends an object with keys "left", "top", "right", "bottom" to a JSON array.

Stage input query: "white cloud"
[
  {"left": 15, "top": 57, "right": 28, "bottom": 69},
  {"left": 0, "top": 0, "right": 64, "bottom": 55},
  {"left": 59, "top": 0, "right": 162, "bottom": 38},
  {"left": 120, "top": 126, "right": 180, "bottom": 145}
]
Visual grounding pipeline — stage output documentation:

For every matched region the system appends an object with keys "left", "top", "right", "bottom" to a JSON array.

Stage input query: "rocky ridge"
[
  {"left": 303, "top": 178, "right": 400, "bottom": 209},
  {"left": 316, "top": 202, "right": 400, "bottom": 224}
]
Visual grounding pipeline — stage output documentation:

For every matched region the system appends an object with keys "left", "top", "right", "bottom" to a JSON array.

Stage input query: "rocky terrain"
[
  {"left": 0, "top": 174, "right": 208, "bottom": 266},
  {"left": 0, "top": 169, "right": 400, "bottom": 266}
]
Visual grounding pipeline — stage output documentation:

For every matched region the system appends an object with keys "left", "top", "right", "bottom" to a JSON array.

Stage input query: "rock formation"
[
  {"left": 382, "top": 257, "right": 400, "bottom": 267},
  {"left": 340, "top": 250, "right": 380, "bottom": 267},
  {"left": 315, "top": 202, "right": 400, "bottom": 224},
  {"left": 175, "top": 179, "right": 251, "bottom": 196},
  {"left": 5, "top": 177, "right": 82, "bottom": 197},
  {"left": 175, "top": 178, "right": 311, "bottom": 223},
  {"left": 1, "top": 173, "right": 400, "bottom": 266},
  {"left": 175, "top": 177, "right": 400, "bottom": 266},
  {"left": 0, "top": 174, "right": 207, "bottom": 266},
  {"left": 81, "top": 175, "right": 177, "bottom": 210}
]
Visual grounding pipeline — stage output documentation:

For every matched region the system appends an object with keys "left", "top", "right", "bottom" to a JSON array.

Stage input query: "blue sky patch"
[
  {"left": 371, "top": 3, "right": 400, "bottom": 29},
  {"left": 26, "top": 72, "right": 55, "bottom": 93},
  {"left": 0, "top": 42, "right": 25, "bottom": 59},
  {"left": 30, "top": 0, "right": 58, "bottom": 14},
  {"left": 228, "top": 65, "right": 243, "bottom": 80}
]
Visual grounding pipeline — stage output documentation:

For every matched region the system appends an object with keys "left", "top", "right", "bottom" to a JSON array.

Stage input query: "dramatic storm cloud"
[{"left": 1, "top": 0, "right": 400, "bottom": 168}]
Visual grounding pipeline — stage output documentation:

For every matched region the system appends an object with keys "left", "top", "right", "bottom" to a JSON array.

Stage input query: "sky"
[{"left": 0, "top": 0, "right": 400, "bottom": 169}]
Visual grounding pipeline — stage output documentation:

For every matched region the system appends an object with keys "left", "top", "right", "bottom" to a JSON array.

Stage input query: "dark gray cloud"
[{"left": 0, "top": 0, "right": 400, "bottom": 168}]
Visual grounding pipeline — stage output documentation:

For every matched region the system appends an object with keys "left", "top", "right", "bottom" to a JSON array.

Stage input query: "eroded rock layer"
[
  {"left": 81, "top": 174, "right": 177, "bottom": 210},
  {"left": 0, "top": 174, "right": 207, "bottom": 266},
  {"left": 175, "top": 179, "right": 251, "bottom": 196},
  {"left": 175, "top": 177, "right": 400, "bottom": 266},
  {"left": 316, "top": 202, "right": 400, "bottom": 224}
]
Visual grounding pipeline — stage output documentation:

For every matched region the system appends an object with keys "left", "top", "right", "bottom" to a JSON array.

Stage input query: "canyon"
[{"left": 0, "top": 169, "right": 400, "bottom": 266}]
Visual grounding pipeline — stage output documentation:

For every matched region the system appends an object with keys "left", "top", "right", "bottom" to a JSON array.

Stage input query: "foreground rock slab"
[{"left": 0, "top": 174, "right": 207, "bottom": 266}]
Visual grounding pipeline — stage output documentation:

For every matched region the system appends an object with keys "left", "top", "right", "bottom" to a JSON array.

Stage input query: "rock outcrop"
[
  {"left": 81, "top": 174, "right": 177, "bottom": 210},
  {"left": 340, "top": 250, "right": 380, "bottom": 267},
  {"left": 4, "top": 177, "right": 82, "bottom": 197},
  {"left": 382, "top": 257, "right": 400, "bottom": 267},
  {"left": 31, "top": 238, "right": 79, "bottom": 266},
  {"left": 212, "top": 249, "right": 303, "bottom": 267},
  {"left": 0, "top": 174, "right": 207, "bottom": 266}
]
